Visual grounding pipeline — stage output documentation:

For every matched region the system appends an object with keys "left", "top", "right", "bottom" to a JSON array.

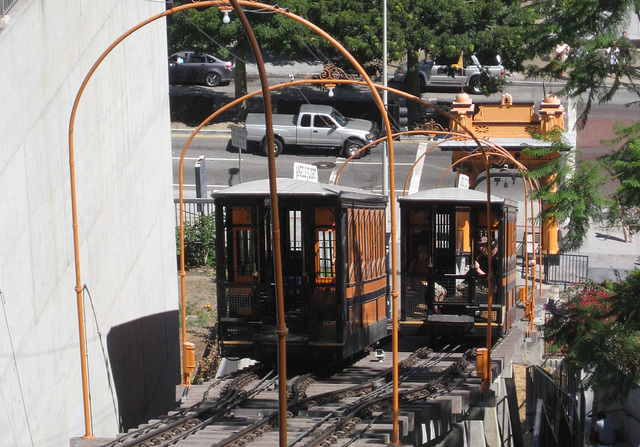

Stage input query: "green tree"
[
  {"left": 524, "top": 130, "right": 607, "bottom": 252},
  {"left": 389, "top": 0, "right": 537, "bottom": 123},
  {"left": 528, "top": 0, "right": 640, "bottom": 128},
  {"left": 602, "top": 121, "right": 640, "bottom": 238},
  {"left": 544, "top": 272, "right": 640, "bottom": 403},
  {"left": 530, "top": 3, "right": 640, "bottom": 406},
  {"left": 522, "top": 1, "right": 640, "bottom": 245}
]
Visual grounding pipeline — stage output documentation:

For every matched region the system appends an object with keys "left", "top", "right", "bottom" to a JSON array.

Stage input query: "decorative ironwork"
[
  {"left": 419, "top": 119, "right": 448, "bottom": 135},
  {"left": 319, "top": 62, "right": 358, "bottom": 80}
]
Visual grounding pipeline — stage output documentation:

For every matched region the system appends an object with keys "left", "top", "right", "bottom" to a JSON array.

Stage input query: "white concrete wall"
[
  {"left": 0, "top": 1, "right": 178, "bottom": 445},
  {"left": 598, "top": 388, "right": 640, "bottom": 447}
]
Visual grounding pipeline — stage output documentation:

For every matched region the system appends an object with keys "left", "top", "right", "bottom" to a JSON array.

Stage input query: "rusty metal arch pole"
[
  {"left": 225, "top": 1, "right": 290, "bottom": 443},
  {"left": 250, "top": 6, "right": 403, "bottom": 442},
  {"left": 67, "top": 1, "right": 400, "bottom": 440}
]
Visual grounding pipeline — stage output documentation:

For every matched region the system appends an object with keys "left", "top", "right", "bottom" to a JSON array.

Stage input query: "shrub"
[{"left": 176, "top": 214, "right": 216, "bottom": 268}]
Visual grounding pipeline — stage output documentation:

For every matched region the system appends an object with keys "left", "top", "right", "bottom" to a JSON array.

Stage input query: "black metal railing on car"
[{"left": 174, "top": 198, "right": 215, "bottom": 227}]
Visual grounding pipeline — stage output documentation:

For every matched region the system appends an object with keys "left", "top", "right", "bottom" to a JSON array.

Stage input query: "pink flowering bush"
[{"left": 544, "top": 271, "right": 640, "bottom": 402}]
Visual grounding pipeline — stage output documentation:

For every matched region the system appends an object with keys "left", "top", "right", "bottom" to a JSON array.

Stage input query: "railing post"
[{"left": 533, "top": 399, "right": 544, "bottom": 447}]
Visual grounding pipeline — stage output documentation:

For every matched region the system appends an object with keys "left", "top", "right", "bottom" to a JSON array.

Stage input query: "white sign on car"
[{"left": 293, "top": 162, "right": 318, "bottom": 183}]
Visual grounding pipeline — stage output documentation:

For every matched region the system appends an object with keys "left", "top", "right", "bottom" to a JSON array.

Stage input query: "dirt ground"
[
  {"left": 513, "top": 364, "right": 529, "bottom": 425},
  {"left": 182, "top": 266, "right": 219, "bottom": 384}
]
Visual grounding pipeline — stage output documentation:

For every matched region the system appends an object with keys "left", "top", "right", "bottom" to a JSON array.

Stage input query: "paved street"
[{"left": 170, "top": 60, "right": 640, "bottom": 283}]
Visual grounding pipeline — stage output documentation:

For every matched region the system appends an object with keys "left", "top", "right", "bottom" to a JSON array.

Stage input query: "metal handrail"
[{"left": 173, "top": 198, "right": 214, "bottom": 227}]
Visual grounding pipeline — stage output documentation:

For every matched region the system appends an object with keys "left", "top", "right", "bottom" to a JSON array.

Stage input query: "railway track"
[{"left": 103, "top": 344, "right": 476, "bottom": 447}]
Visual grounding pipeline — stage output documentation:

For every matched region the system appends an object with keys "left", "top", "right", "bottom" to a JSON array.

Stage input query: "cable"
[
  {"left": 1, "top": 291, "right": 35, "bottom": 447},
  {"left": 83, "top": 285, "right": 123, "bottom": 432}
]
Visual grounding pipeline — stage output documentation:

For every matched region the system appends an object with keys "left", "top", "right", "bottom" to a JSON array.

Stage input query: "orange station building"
[{"left": 442, "top": 92, "right": 566, "bottom": 255}]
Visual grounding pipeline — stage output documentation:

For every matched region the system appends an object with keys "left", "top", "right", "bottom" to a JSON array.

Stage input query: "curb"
[{"left": 171, "top": 127, "right": 232, "bottom": 135}]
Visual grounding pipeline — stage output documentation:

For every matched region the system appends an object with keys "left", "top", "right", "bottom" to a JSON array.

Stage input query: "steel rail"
[{"left": 104, "top": 370, "right": 271, "bottom": 447}]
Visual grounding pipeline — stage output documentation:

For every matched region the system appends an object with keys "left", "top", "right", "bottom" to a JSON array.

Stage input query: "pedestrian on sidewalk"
[{"left": 555, "top": 42, "right": 570, "bottom": 62}]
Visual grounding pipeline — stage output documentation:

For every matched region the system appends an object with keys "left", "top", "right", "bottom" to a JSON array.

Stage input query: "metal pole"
[
  {"left": 228, "top": 2, "right": 288, "bottom": 446},
  {"left": 382, "top": 0, "right": 389, "bottom": 214}
]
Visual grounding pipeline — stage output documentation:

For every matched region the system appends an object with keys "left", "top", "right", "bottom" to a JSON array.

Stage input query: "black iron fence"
[
  {"left": 522, "top": 252, "right": 590, "bottom": 290},
  {"left": 527, "top": 365, "right": 584, "bottom": 447},
  {"left": 542, "top": 253, "right": 589, "bottom": 290},
  {"left": 174, "top": 198, "right": 215, "bottom": 227}
]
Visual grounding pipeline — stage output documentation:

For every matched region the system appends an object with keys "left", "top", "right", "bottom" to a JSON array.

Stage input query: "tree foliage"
[
  {"left": 389, "top": 0, "right": 537, "bottom": 122},
  {"left": 522, "top": 1, "right": 640, "bottom": 245},
  {"left": 524, "top": 130, "right": 607, "bottom": 252},
  {"left": 601, "top": 121, "right": 640, "bottom": 236},
  {"left": 528, "top": 0, "right": 640, "bottom": 128},
  {"left": 544, "top": 271, "right": 640, "bottom": 403},
  {"left": 166, "top": 1, "right": 538, "bottom": 122}
]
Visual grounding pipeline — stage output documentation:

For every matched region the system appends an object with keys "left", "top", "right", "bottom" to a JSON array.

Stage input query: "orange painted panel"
[
  {"left": 346, "top": 277, "right": 387, "bottom": 299},
  {"left": 362, "top": 300, "right": 378, "bottom": 326},
  {"left": 377, "top": 297, "right": 386, "bottom": 320},
  {"left": 232, "top": 207, "right": 251, "bottom": 225}
]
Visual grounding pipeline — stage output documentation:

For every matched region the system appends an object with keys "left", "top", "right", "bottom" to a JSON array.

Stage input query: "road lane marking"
[{"left": 409, "top": 142, "right": 428, "bottom": 195}]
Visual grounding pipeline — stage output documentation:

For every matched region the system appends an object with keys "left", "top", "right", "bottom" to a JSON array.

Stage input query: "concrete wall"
[
  {"left": 598, "top": 388, "right": 640, "bottom": 447},
  {"left": 0, "top": 1, "right": 179, "bottom": 445}
]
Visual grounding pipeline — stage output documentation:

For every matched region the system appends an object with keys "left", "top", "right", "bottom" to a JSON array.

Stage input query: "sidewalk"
[{"left": 566, "top": 223, "right": 639, "bottom": 282}]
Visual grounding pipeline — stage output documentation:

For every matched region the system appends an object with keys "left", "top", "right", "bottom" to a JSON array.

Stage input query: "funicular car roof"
[
  {"left": 398, "top": 187, "right": 517, "bottom": 208},
  {"left": 212, "top": 178, "right": 387, "bottom": 204}
]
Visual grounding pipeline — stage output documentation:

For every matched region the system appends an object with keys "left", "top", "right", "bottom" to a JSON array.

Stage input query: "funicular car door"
[
  {"left": 309, "top": 206, "right": 337, "bottom": 342},
  {"left": 225, "top": 205, "right": 259, "bottom": 319},
  {"left": 430, "top": 204, "right": 478, "bottom": 310},
  {"left": 277, "top": 201, "right": 309, "bottom": 333},
  {"left": 403, "top": 208, "right": 432, "bottom": 319},
  {"left": 431, "top": 206, "right": 458, "bottom": 307}
]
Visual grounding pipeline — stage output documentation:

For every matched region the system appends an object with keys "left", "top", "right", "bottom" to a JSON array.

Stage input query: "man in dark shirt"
[
  {"left": 591, "top": 411, "right": 616, "bottom": 446},
  {"left": 473, "top": 237, "right": 499, "bottom": 293}
]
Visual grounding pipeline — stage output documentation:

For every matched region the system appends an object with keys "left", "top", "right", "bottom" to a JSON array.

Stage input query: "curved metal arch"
[
  {"left": 435, "top": 146, "right": 544, "bottom": 311},
  {"left": 67, "top": 1, "right": 402, "bottom": 439}
]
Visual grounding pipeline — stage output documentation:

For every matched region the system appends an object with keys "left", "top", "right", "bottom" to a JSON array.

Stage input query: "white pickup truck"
[{"left": 242, "top": 104, "right": 380, "bottom": 158}]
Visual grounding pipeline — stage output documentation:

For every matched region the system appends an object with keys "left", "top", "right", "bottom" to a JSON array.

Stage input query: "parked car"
[
  {"left": 240, "top": 104, "right": 379, "bottom": 158},
  {"left": 168, "top": 51, "right": 235, "bottom": 87},
  {"left": 393, "top": 54, "right": 504, "bottom": 94}
]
